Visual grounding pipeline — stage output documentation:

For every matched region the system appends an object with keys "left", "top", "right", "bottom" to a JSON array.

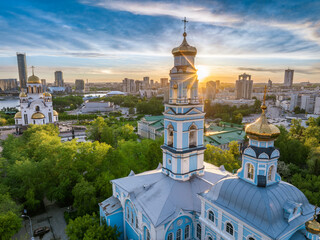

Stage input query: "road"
[{"left": 13, "top": 205, "right": 68, "bottom": 240}]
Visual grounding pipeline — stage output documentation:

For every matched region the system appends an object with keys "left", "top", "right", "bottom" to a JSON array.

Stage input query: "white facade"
[{"left": 14, "top": 73, "right": 58, "bottom": 133}]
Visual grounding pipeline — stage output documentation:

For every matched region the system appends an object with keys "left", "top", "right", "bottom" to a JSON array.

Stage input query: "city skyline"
[{"left": 1, "top": 0, "right": 320, "bottom": 83}]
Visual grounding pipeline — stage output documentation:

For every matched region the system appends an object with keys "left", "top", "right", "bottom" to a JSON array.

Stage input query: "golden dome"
[
  {"left": 305, "top": 207, "right": 320, "bottom": 235},
  {"left": 53, "top": 110, "right": 58, "bottom": 116},
  {"left": 245, "top": 86, "right": 280, "bottom": 141},
  {"left": 14, "top": 111, "right": 22, "bottom": 119},
  {"left": 19, "top": 92, "right": 27, "bottom": 97},
  {"left": 31, "top": 112, "right": 45, "bottom": 119},
  {"left": 28, "top": 75, "right": 41, "bottom": 84},
  {"left": 43, "top": 92, "right": 52, "bottom": 97},
  {"left": 172, "top": 32, "right": 197, "bottom": 56}
]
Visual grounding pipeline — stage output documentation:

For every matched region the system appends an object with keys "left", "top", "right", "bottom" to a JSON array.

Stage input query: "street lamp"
[{"left": 21, "top": 214, "right": 35, "bottom": 240}]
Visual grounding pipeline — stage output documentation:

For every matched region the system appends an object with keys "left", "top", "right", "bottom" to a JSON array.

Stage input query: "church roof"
[
  {"left": 172, "top": 32, "right": 197, "bottom": 56},
  {"left": 112, "top": 162, "right": 229, "bottom": 227},
  {"left": 200, "top": 177, "right": 314, "bottom": 239}
]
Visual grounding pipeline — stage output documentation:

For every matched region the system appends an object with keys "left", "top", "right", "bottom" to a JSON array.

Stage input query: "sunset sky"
[{"left": 0, "top": 0, "right": 320, "bottom": 83}]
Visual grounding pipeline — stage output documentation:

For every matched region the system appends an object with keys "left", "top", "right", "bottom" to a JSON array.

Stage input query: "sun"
[{"left": 196, "top": 65, "right": 210, "bottom": 81}]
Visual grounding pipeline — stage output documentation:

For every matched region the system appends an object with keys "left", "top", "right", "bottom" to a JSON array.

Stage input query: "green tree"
[
  {"left": 307, "top": 147, "right": 320, "bottom": 175},
  {"left": 228, "top": 141, "right": 240, "bottom": 159},
  {"left": 87, "top": 117, "right": 106, "bottom": 142},
  {"left": 0, "top": 193, "right": 22, "bottom": 240},
  {"left": 66, "top": 213, "right": 119, "bottom": 240},
  {"left": 72, "top": 180, "right": 97, "bottom": 216},
  {"left": 204, "top": 144, "right": 240, "bottom": 172}
]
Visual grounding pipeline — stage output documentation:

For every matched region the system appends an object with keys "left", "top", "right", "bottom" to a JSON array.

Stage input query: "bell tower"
[
  {"left": 161, "top": 18, "right": 206, "bottom": 181},
  {"left": 238, "top": 87, "right": 281, "bottom": 187}
]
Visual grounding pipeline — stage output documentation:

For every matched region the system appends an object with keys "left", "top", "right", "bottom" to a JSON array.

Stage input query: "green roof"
[
  {"left": 204, "top": 122, "right": 245, "bottom": 146},
  {"left": 144, "top": 115, "right": 164, "bottom": 122}
]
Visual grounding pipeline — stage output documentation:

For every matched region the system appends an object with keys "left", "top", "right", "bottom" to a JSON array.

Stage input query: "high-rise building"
[
  {"left": 284, "top": 69, "right": 294, "bottom": 87},
  {"left": 122, "top": 78, "right": 135, "bottom": 93},
  {"left": 54, "top": 71, "right": 64, "bottom": 87},
  {"left": 135, "top": 80, "right": 143, "bottom": 92},
  {"left": 268, "top": 79, "right": 272, "bottom": 88},
  {"left": 160, "top": 78, "right": 169, "bottom": 88},
  {"left": 143, "top": 76, "right": 150, "bottom": 89},
  {"left": 16, "top": 53, "right": 28, "bottom": 89},
  {"left": 235, "top": 73, "right": 253, "bottom": 99},
  {"left": 0, "top": 79, "right": 18, "bottom": 91},
  {"left": 215, "top": 80, "right": 220, "bottom": 90},
  {"left": 75, "top": 79, "right": 85, "bottom": 92},
  {"left": 314, "top": 97, "right": 320, "bottom": 115},
  {"left": 41, "top": 79, "right": 47, "bottom": 92},
  {"left": 205, "top": 81, "right": 216, "bottom": 100}
]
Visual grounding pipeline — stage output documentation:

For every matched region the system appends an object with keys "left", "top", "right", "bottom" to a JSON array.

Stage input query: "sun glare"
[{"left": 196, "top": 65, "right": 210, "bottom": 81}]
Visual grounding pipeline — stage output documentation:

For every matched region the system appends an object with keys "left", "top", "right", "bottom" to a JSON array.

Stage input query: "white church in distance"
[{"left": 14, "top": 68, "right": 58, "bottom": 133}]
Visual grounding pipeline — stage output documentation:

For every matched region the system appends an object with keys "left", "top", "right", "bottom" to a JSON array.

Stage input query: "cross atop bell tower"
[{"left": 182, "top": 17, "right": 188, "bottom": 34}]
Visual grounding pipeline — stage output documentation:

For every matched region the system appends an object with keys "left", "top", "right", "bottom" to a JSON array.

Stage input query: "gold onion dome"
[
  {"left": 19, "top": 92, "right": 27, "bottom": 97},
  {"left": 27, "top": 74, "right": 41, "bottom": 84},
  {"left": 31, "top": 112, "right": 45, "bottom": 119},
  {"left": 53, "top": 110, "right": 58, "bottom": 116},
  {"left": 305, "top": 207, "right": 320, "bottom": 235},
  {"left": 245, "top": 86, "right": 280, "bottom": 141},
  {"left": 14, "top": 111, "right": 22, "bottom": 119},
  {"left": 172, "top": 32, "right": 197, "bottom": 56},
  {"left": 43, "top": 92, "right": 52, "bottom": 97}
]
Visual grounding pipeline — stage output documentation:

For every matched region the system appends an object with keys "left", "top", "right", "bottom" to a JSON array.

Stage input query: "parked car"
[{"left": 34, "top": 226, "right": 50, "bottom": 236}]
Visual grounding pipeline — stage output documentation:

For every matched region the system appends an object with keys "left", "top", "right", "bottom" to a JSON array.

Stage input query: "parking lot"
[{"left": 13, "top": 204, "right": 68, "bottom": 240}]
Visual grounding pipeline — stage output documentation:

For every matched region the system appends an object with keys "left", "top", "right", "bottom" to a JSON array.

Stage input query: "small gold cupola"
[
  {"left": 306, "top": 206, "right": 320, "bottom": 235},
  {"left": 245, "top": 86, "right": 280, "bottom": 141}
]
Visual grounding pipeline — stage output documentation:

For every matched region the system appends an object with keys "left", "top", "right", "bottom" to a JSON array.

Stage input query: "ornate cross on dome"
[
  {"left": 263, "top": 85, "right": 267, "bottom": 105},
  {"left": 182, "top": 17, "right": 188, "bottom": 33},
  {"left": 31, "top": 66, "right": 35, "bottom": 75}
]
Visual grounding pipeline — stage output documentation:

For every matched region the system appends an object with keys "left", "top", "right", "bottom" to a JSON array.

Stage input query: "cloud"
[{"left": 238, "top": 66, "right": 320, "bottom": 75}]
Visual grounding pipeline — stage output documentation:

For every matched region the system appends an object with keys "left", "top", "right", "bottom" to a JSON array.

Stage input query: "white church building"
[{"left": 14, "top": 68, "right": 58, "bottom": 133}]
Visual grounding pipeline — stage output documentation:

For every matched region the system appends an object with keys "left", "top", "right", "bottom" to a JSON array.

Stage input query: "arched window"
[
  {"left": 167, "top": 233, "right": 173, "bottom": 240},
  {"left": 126, "top": 207, "right": 130, "bottom": 220},
  {"left": 268, "top": 165, "right": 274, "bottom": 181},
  {"left": 184, "top": 225, "right": 190, "bottom": 239},
  {"left": 144, "top": 227, "right": 150, "bottom": 240},
  {"left": 167, "top": 124, "right": 174, "bottom": 147},
  {"left": 176, "top": 229, "right": 181, "bottom": 240},
  {"left": 247, "top": 163, "right": 254, "bottom": 180},
  {"left": 226, "top": 222, "right": 233, "bottom": 236},
  {"left": 189, "top": 124, "right": 197, "bottom": 148},
  {"left": 208, "top": 210, "right": 214, "bottom": 222},
  {"left": 131, "top": 212, "right": 134, "bottom": 224},
  {"left": 35, "top": 106, "right": 40, "bottom": 112},
  {"left": 248, "top": 237, "right": 255, "bottom": 240},
  {"left": 208, "top": 237, "right": 213, "bottom": 240},
  {"left": 196, "top": 224, "right": 201, "bottom": 239},
  {"left": 136, "top": 216, "right": 138, "bottom": 228}
]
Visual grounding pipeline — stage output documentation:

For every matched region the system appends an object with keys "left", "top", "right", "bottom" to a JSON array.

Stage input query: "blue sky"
[{"left": 0, "top": 0, "right": 320, "bottom": 83}]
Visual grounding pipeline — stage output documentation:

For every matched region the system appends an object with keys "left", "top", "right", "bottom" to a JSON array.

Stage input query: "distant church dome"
[
  {"left": 19, "top": 92, "right": 27, "bottom": 97},
  {"left": 43, "top": 92, "right": 52, "bottom": 97},
  {"left": 172, "top": 32, "right": 197, "bottom": 56},
  {"left": 245, "top": 87, "right": 280, "bottom": 140},
  {"left": 28, "top": 74, "right": 41, "bottom": 84},
  {"left": 27, "top": 66, "right": 41, "bottom": 84},
  {"left": 31, "top": 112, "right": 45, "bottom": 119},
  {"left": 14, "top": 111, "right": 22, "bottom": 119},
  {"left": 53, "top": 110, "right": 58, "bottom": 116}
]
